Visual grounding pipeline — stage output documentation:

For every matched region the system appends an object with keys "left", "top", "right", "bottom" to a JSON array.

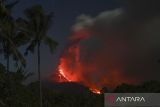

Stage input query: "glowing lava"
[
  {"left": 52, "top": 30, "right": 136, "bottom": 95},
  {"left": 58, "top": 65, "right": 71, "bottom": 82},
  {"left": 57, "top": 56, "right": 102, "bottom": 94},
  {"left": 89, "top": 88, "right": 101, "bottom": 94}
]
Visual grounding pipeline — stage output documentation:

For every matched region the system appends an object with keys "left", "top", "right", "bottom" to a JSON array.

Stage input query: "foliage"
[
  {"left": 1, "top": 63, "right": 160, "bottom": 107},
  {"left": 1, "top": 1, "right": 160, "bottom": 107},
  {"left": 1, "top": 2, "right": 59, "bottom": 107},
  {"left": 16, "top": 5, "right": 58, "bottom": 55},
  {"left": 114, "top": 81, "right": 160, "bottom": 93},
  {"left": 0, "top": 0, "right": 26, "bottom": 67}
]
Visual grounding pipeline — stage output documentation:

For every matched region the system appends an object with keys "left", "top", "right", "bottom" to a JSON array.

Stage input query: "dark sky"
[
  {"left": 10, "top": 0, "right": 122, "bottom": 80},
  {"left": 2, "top": 0, "right": 160, "bottom": 86}
]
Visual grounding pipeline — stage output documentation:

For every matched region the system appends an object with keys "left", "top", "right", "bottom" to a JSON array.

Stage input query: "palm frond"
[
  {"left": 24, "top": 5, "right": 43, "bottom": 18},
  {"left": 25, "top": 39, "right": 38, "bottom": 55},
  {"left": 43, "top": 12, "right": 54, "bottom": 33},
  {"left": 5, "top": 0, "right": 19, "bottom": 13},
  {"left": 21, "top": 5, "right": 58, "bottom": 55},
  {"left": 12, "top": 48, "right": 26, "bottom": 67},
  {"left": 44, "top": 36, "right": 58, "bottom": 53},
  {"left": 6, "top": 38, "right": 26, "bottom": 67},
  {"left": 13, "top": 31, "right": 31, "bottom": 47}
]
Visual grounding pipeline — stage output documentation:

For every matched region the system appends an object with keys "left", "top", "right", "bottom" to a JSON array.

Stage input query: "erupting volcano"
[
  {"left": 51, "top": 13, "right": 140, "bottom": 94},
  {"left": 57, "top": 46, "right": 102, "bottom": 94},
  {"left": 51, "top": 30, "right": 136, "bottom": 94},
  {"left": 56, "top": 39, "right": 102, "bottom": 94}
]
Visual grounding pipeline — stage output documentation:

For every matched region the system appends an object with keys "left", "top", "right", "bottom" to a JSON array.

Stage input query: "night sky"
[
  {"left": 10, "top": 0, "right": 122, "bottom": 80},
  {"left": 4, "top": 0, "right": 160, "bottom": 84}
]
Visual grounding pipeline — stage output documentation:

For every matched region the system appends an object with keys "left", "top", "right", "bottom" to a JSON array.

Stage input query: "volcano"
[
  {"left": 50, "top": 33, "right": 134, "bottom": 94},
  {"left": 50, "top": 11, "right": 141, "bottom": 94},
  {"left": 43, "top": 81, "right": 92, "bottom": 94}
]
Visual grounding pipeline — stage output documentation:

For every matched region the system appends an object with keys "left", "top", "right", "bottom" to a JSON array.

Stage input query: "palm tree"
[
  {"left": 0, "top": 0, "right": 26, "bottom": 72},
  {"left": 17, "top": 5, "right": 58, "bottom": 107}
]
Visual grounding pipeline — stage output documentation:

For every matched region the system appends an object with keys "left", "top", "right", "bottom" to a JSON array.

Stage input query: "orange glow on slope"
[
  {"left": 58, "top": 61, "right": 102, "bottom": 94},
  {"left": 52, "top": 31, "right": 137, "bottom": 94},
  {"left": 58, "top": 65, "right": 72, "bottom": 82},
  {"left": 89, "top": 88, "right": 101, "bottom": 94},
  {"left": 56, "top": 45, "right": 102, "bottom": 94}
]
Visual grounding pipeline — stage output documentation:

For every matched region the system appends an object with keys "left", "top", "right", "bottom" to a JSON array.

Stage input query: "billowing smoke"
[{"left": 53, "top": 0, "right": 160, "bottom": 90}]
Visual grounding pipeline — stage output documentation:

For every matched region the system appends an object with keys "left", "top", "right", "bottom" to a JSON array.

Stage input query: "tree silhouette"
[
  {"left": 0, "top": 0, "right": 26, "bottom": 72},
  {"left": 17, "top": 5, "right": 58, "bottom": 107}
]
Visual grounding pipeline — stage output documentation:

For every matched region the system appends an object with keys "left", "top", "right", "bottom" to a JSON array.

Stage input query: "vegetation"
[
  {"left": 0, "top": 0, "right": 26, "bottom": 71},
  {"left": 0, "top": 1, "right": 58, "bottom": 107},
  {"left": 1, "top": 63, "right": 160, "bottom": 107},
  {"left": 0, "top": 0, "right": 160, "bottom": 107},
  {"left": 16, "top": 5, "right": 58, "bottom": 107}
]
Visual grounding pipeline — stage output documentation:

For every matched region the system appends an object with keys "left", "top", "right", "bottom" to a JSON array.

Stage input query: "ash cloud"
[{"left": 63, "top": 0, "right": 160, "bottom": 88}]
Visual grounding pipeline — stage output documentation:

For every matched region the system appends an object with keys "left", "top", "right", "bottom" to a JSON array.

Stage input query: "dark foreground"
[{"left": 1, "top": 64, "right": 160, "bottom": 107}]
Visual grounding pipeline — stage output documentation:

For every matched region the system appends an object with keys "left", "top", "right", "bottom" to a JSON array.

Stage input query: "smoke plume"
[{"left": 54, "top": 0, "right": 160, "bottom": 90}]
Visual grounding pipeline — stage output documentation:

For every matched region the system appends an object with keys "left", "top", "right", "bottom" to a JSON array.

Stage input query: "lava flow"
[
  {"left": 58, "top": 61, "right": 102, "bottom": 94},
  {"left": 57, "top": 56, "right": 102, "bottom": 94},
  {"left": 89, "top": 88, "right": 101, "bottom": 94},
  {"left": 51, "top": 27, "right": 136, "bottom": 94},
  {"left": 58, "top": 65, "right": 71, "bottom": 82}
]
